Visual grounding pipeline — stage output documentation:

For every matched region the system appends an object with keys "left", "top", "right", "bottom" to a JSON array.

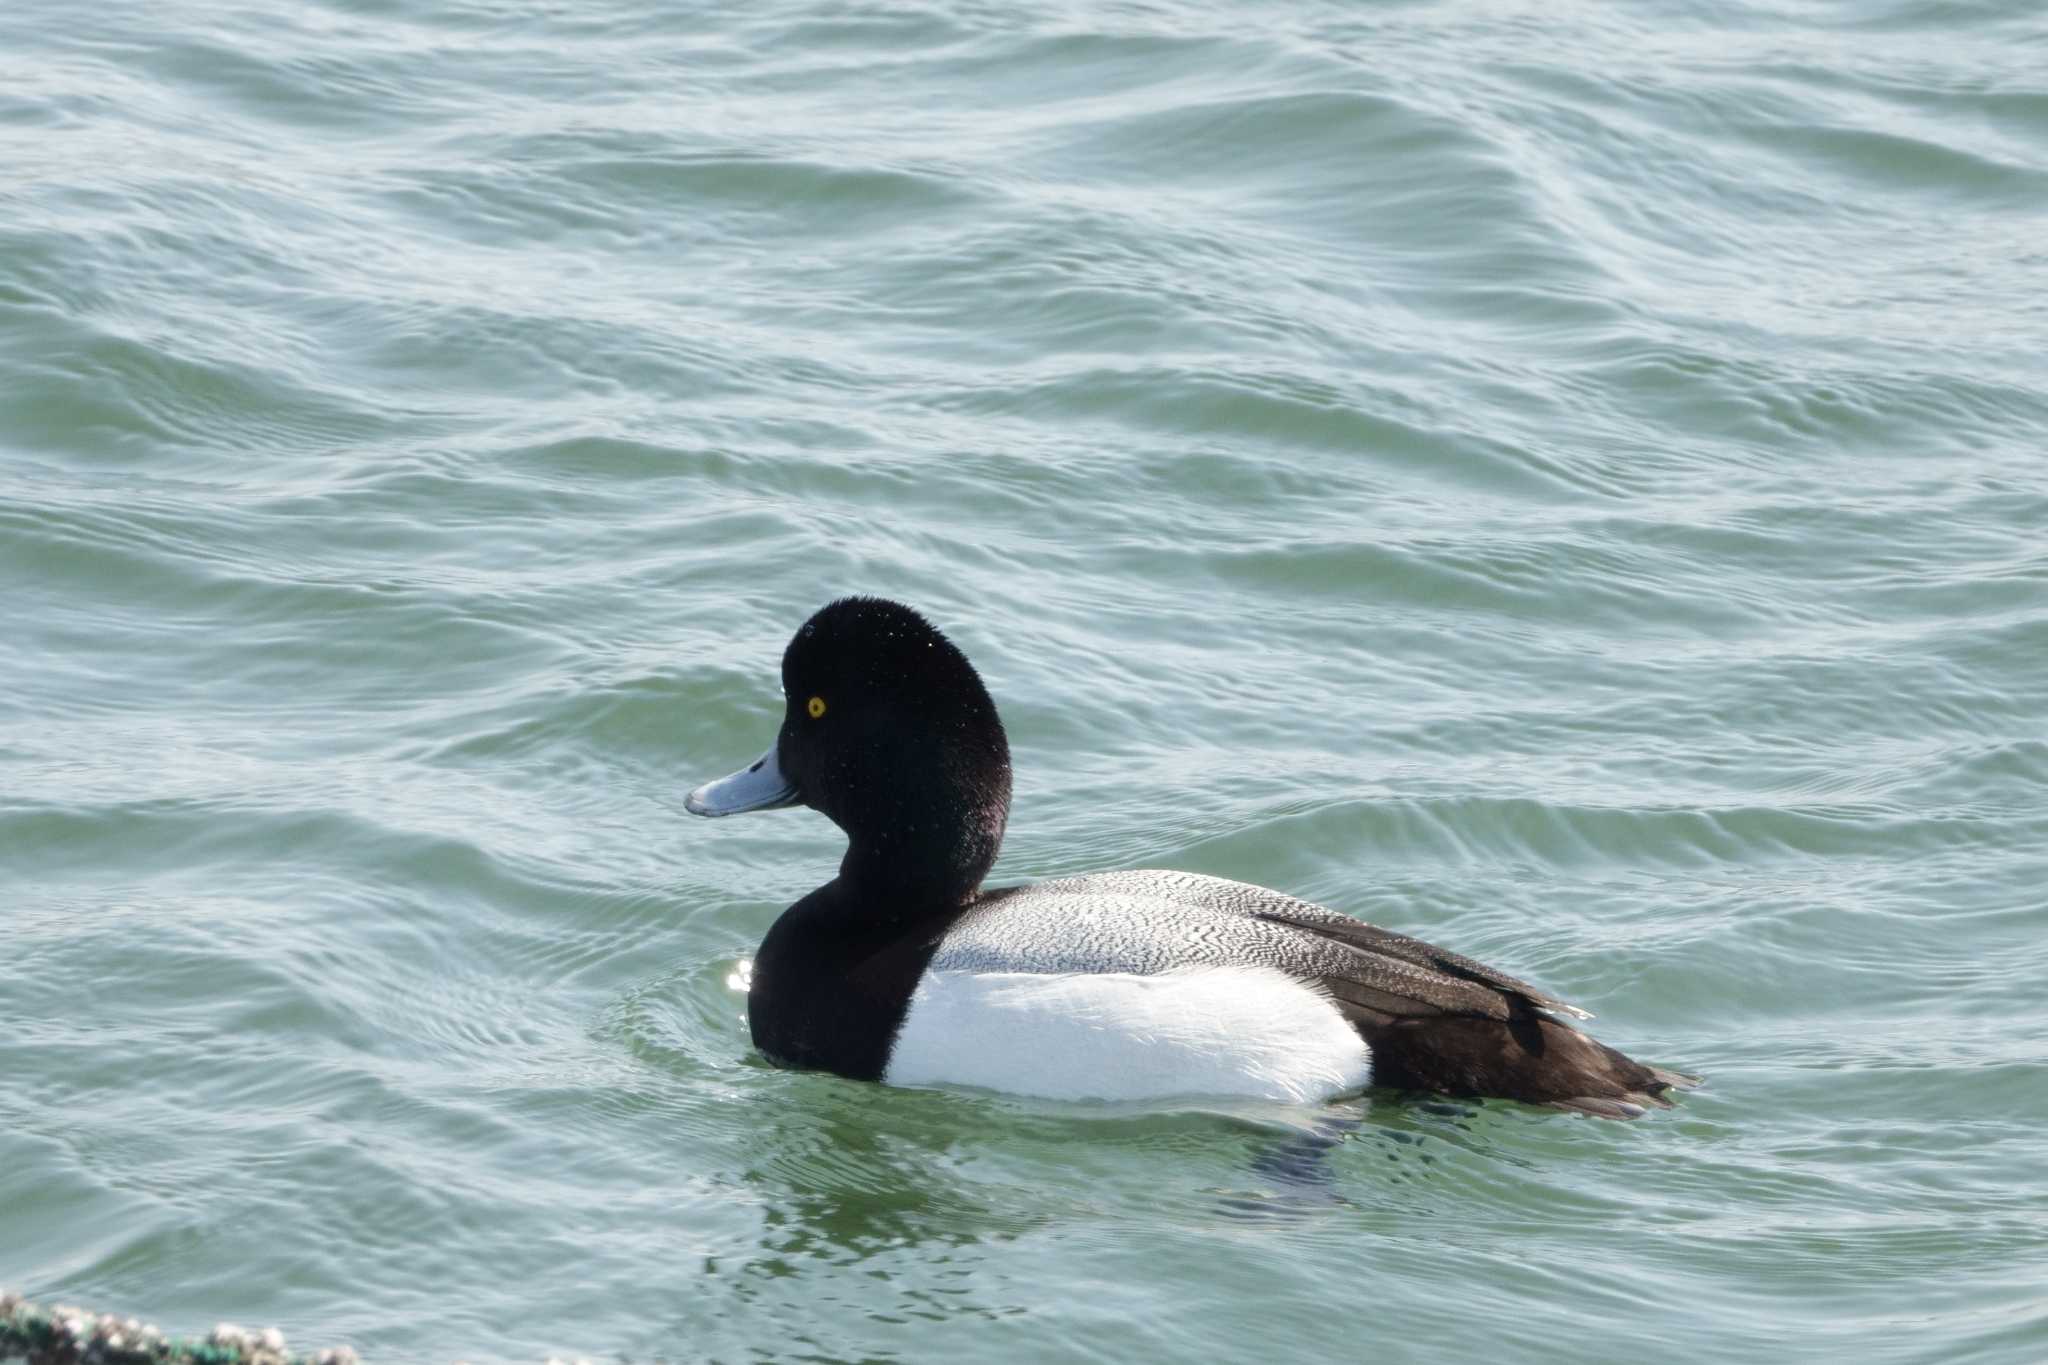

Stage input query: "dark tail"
[{"left": 1370, "top": 1011, "right": 1701, "bottom": 1120}]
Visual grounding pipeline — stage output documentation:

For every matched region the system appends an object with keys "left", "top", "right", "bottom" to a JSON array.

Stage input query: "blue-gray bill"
[{"left": 684, "top": 746, "right": 798, "bottom": 817}]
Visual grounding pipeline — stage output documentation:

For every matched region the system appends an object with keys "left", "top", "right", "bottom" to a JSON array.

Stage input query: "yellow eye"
[{"left": 807, "top": 695, "right": 827, "bottom": 719}]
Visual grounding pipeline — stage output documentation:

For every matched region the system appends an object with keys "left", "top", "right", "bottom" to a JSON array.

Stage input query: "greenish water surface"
[{"left": 3, "top": 1, "right": 2046, "bottom": 1361}]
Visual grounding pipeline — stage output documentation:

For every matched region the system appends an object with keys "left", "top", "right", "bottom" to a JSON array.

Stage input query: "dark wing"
[
  {"left": 1023, "top": 869, "right": 1594, "bottom": 1023},
  {"left": 1247, "top": 907, "right": 1593, "bottom": 1022},
  {"left": 954, "top": 869, "right": 1591, "bottom": 1027}
]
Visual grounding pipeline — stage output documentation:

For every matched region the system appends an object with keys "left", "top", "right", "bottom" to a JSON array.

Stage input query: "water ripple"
[{"left": 4, "top": 0, "right": 2046, "bottom": 1361}]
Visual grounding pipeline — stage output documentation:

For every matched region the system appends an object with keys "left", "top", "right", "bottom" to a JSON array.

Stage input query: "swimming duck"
[{"left": 687, "top": 596, "right": 1698, "bottom": 1118}]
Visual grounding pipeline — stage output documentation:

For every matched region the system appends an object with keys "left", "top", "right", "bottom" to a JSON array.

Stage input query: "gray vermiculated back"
[{"left": 940, "top": 870, "right": 1569, "bottom": 1021}]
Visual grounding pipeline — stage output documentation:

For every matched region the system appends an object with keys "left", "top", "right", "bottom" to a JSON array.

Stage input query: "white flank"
[{"left": 882, "top": 966, "right": 1373, "bottom": 1104}]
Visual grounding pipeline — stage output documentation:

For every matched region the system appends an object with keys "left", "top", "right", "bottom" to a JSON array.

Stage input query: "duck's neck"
[{"left": 835, "top": 793, "right": 1007, "bottom": 913}]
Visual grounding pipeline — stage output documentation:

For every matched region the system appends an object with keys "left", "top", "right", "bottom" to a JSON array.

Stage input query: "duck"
[{"left": 686, "top": 596, "right": 1699, "bottom": 1118}]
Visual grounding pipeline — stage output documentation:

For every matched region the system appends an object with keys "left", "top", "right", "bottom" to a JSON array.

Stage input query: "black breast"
[{"left": 747, "top": 882, "right": 964, "bottom": 1082}]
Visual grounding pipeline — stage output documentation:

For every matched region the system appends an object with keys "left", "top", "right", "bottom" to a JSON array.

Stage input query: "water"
[{"left": 3, "top": 0, "right": 2045, "bottom": 1360}]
